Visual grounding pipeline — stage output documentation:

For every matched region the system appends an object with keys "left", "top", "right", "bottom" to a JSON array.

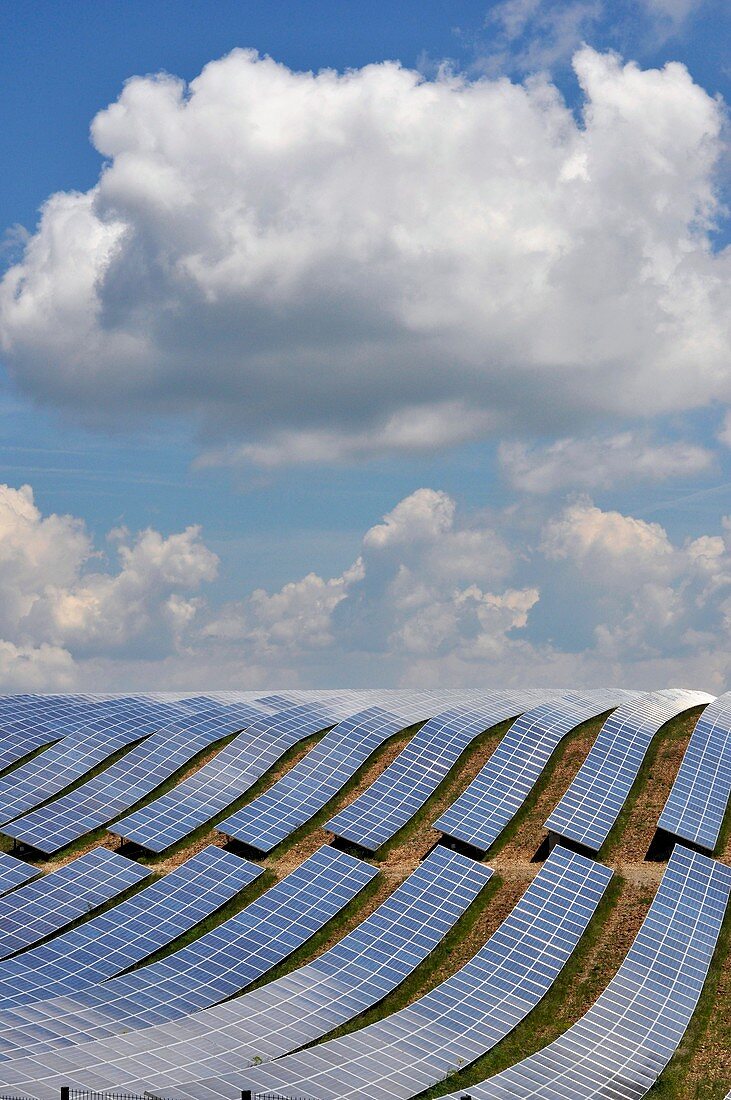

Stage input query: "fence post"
[{"left": 60, "top": 1089, "right": 70, "bottom": 1100}]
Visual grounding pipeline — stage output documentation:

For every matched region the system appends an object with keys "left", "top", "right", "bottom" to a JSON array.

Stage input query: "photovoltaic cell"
[
  {"left": 0, "top": 848, "right": 150, "bottom": 960},
  {"left": 110, "top": 693, "right": 381, "bottom": 853},
  {"left": 0, "top": 853, "right": 39, "bottom": 898},
  {"left": 545, "top": 688, "right": 714, "bottom": 852},
  {"left": 438, "top": 845, "right": 731, "bottom": 1100},
  {"left": 0, "top": 847, "right": 261, "bottom": 1014},
  {"left": 0, "top": 847, "right": 489, "bottom": 1074},
  {"left": 435, "top": 689, "right": 633, "bottom": 854},
  {"left": 658, "top": 690, "right": 731, "bottom": 852},
  {"left": 0, "top": 844, "right": 375, "bottom": 1088},
  {"left": 229, "top": 847, "right": 613, "bottom": 1100},
  {"left": 327, "top": 691, "right": 562, "bottom": 851},
  {"left": 218, "top": 703, "right": 434, "bottom": 853},
  {"left": 0, "top": 700, "right": 269, "bottom": 854}
]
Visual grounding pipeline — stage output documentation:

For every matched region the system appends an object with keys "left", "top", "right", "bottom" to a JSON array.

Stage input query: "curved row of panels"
[
  {"left": 0, "top": 687, "right": 729, "bottom": 859},
  {"left": 0, "top": 689, "right": 728, "bottom": 1100}
]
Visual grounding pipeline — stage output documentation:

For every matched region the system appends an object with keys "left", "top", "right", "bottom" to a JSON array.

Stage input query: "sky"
[{"left": 0, "top": 0, "right": 730, "bottom": 691}]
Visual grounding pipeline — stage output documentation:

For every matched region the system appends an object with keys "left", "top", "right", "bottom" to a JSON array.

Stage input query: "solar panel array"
[
  {"left": 0, "top": 847, "right": 490, "bottom": 1080},
  {"left": 0, "top": 695, "right": 148, "bottom": 773},
  {"left": 0, "top": 848, "right": 259, "bottom": 1015},
  {"left": 0, "top": 845, "right": 375, "bottom": 1087},
  {"left": 0, "top": 853, "right": 38, "bottom": 898},
  {"left": 238, "top": 847, "right": 612, "bottom": 1100},
  {"left": 0, "top": 848, "right": 149, "bottom": 960},
  {"left": 218, "top": 701, "right": 439, "bottom": 853},
  {"left": 658, "top": 690, "right": 731, "bottom": 852},
  {"left": 110, "top": 693, "right": 389, "bottom": 853},
  {"left": 545, "top": 688, "right": 714, "bottom": 852},
  {"left": 438, "top": 845, "right": 731, "bottom": 1100},
  {"left": 435, "top": 689, "right": 633, "bottom": 854},
  {"left": 0, "top": 689, "right": 725, "bottom": 1099},
  {"left": 0, "top": 700, "right": 269, "bottom": 853},
  {"left": 326, "top": 691, "right": 559, "bottom": 851},
  {"left": 0, "top": 707, "right": 173, "bottom": 826}
]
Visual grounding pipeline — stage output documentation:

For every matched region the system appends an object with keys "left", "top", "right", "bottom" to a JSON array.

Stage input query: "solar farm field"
[{"left": 0, "top": 689, "right": 728, "bottom": 1100}]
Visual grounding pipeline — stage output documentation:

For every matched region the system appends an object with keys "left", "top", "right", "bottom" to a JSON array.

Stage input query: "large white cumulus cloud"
[{"left": 1, "top": 47, "right": 729, "bottom": 465}]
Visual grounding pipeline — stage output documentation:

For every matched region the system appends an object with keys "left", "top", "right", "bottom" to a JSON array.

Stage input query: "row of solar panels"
[
  {"left": 0, "top": 688, "right": 727, "bottom": 1099},
  {"left": 0, "top": 842, "right": 725, "bottom": 1100},
  {"left": 1, "top": 688, "right": 729, "bottom": 860}
]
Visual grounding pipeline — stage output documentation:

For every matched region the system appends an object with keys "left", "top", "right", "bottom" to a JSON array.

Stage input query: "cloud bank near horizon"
[{"left": 3, "top": 481, "right": 731, "bottom": 693}]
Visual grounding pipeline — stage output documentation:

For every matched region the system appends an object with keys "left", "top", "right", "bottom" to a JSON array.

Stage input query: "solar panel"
[
  {"left": 225, "top": 847, "right": 613, "bottom": 1100},
  {"left": 0, "top": 853, "right": 39, "bottom": 898},
  {"left": 327, "top": 692, "right": 561, "bottom": 851},
  {"left": 437, "top": 844, "right": 731, "bottom": 1100},
  {"left": 0, "top": 706, "right": 184, "bottom": 826},
  {"left": 0, "top": 848, "right": 150, "bottom": 960},
  {"left": 0, "top": 696, "right": 152, "bottom": 773},
  {"left": 0, "top": 700, "right": 270, "bottom": 854},
  {"left": 544, "top": 688, "right": 714, "bottom": 852},
  {"left": 0, "top": 847, "right": 262, "bottom": 1049},
  {"left": 658, "top": 690, "right": 731, "bottom": 852},
  {"left": 218, "top": 702, "right": 439, "bottom": 853},
  {"left": 0, "top": 846, "right": 375, "bottom": 1080},
  {"left": 0, "top": 846, "right": 488, "bottom": 1074},
  {"left": 434, "top": 689, "right": 633, "bottom": 854},
  {"left": 110, "top": 693, "right": 384, "bottom": 853}
]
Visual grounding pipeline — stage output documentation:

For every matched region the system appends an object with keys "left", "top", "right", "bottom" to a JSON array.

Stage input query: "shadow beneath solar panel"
[
  {"left": 645, "top": 828, "right": 677, "bottom": 862},
  {"left": 329, "top": 834, "right": 373, "bottom": 859},
  {"left": 438, "top": 833, "right": 486, "bottom": 862},
  {"left": 530, "top": 834, "right": 550, "bottom": 862},
  {"left": 222, "top": 837, "right": 267, "bottom": 861}
]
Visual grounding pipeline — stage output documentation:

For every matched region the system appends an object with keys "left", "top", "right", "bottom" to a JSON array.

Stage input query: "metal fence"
[{"left": 62, "top": 1091, "right": 177, "bottom": 1100}]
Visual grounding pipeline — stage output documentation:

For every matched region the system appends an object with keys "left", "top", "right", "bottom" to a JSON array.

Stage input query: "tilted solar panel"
[
  {"left": 0, "top": 847, "right": 262, "bottom": 1043},
  {"left": 0, "top": 696, "right": 155, "bottom": 773},
  {"left": 658, "top": 690, "right": 731, "bottom": 852},
  {"left": 327, "top": 691, "right": 562, "bottom": 851},
  {"left": 226, "top": 847, "right": 613, "bottom": 1100},
  {"left": 218, "top": 703, "right": 435, "bottom": 853},
  {"left": 0, "top": 700, "right": 269, "bottom": 854},
  {"left": 0, "top": 846, "right": 488, "bottom": 1074},
  {"left": 0, "top": 853, "right": 39, "bottom": 898},
  {"left": 110, "top": 693, "right": 382, "bottom": 853},
  {"left": 437, "top": 844, "right": 731, "bottom": 1100},
  {"left": 0, "top": 845, "right": 376, "bottom": 1085},
  {"left": 435, "top": 689, "right": 633, "bottom": 854},
  {"left": 0, "top": 706, "right": 181, "bottom": 826},
  {"left": 0, "top": 848, "right": 150, "bottom": 960},
  {"left": 545, "top": 688, "right": 714, "bottom": 852}
]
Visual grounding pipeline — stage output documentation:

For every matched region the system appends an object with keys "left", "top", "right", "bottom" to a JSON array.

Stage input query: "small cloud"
[{"left": 499, "top": 432, "right": 714, "bottom": 493}]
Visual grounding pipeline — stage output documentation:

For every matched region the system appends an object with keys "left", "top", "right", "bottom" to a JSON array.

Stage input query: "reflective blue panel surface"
[
  {"left": 658, "top": 691, "right": 731, "bottom": 851},
  {"left": 545, "top": 689, "right": 714, "bottom": 852}
]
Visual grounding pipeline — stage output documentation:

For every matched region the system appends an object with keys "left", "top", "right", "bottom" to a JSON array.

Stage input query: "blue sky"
[{"left": 0, "top": 0, "right": 729, "bottom": 690}]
